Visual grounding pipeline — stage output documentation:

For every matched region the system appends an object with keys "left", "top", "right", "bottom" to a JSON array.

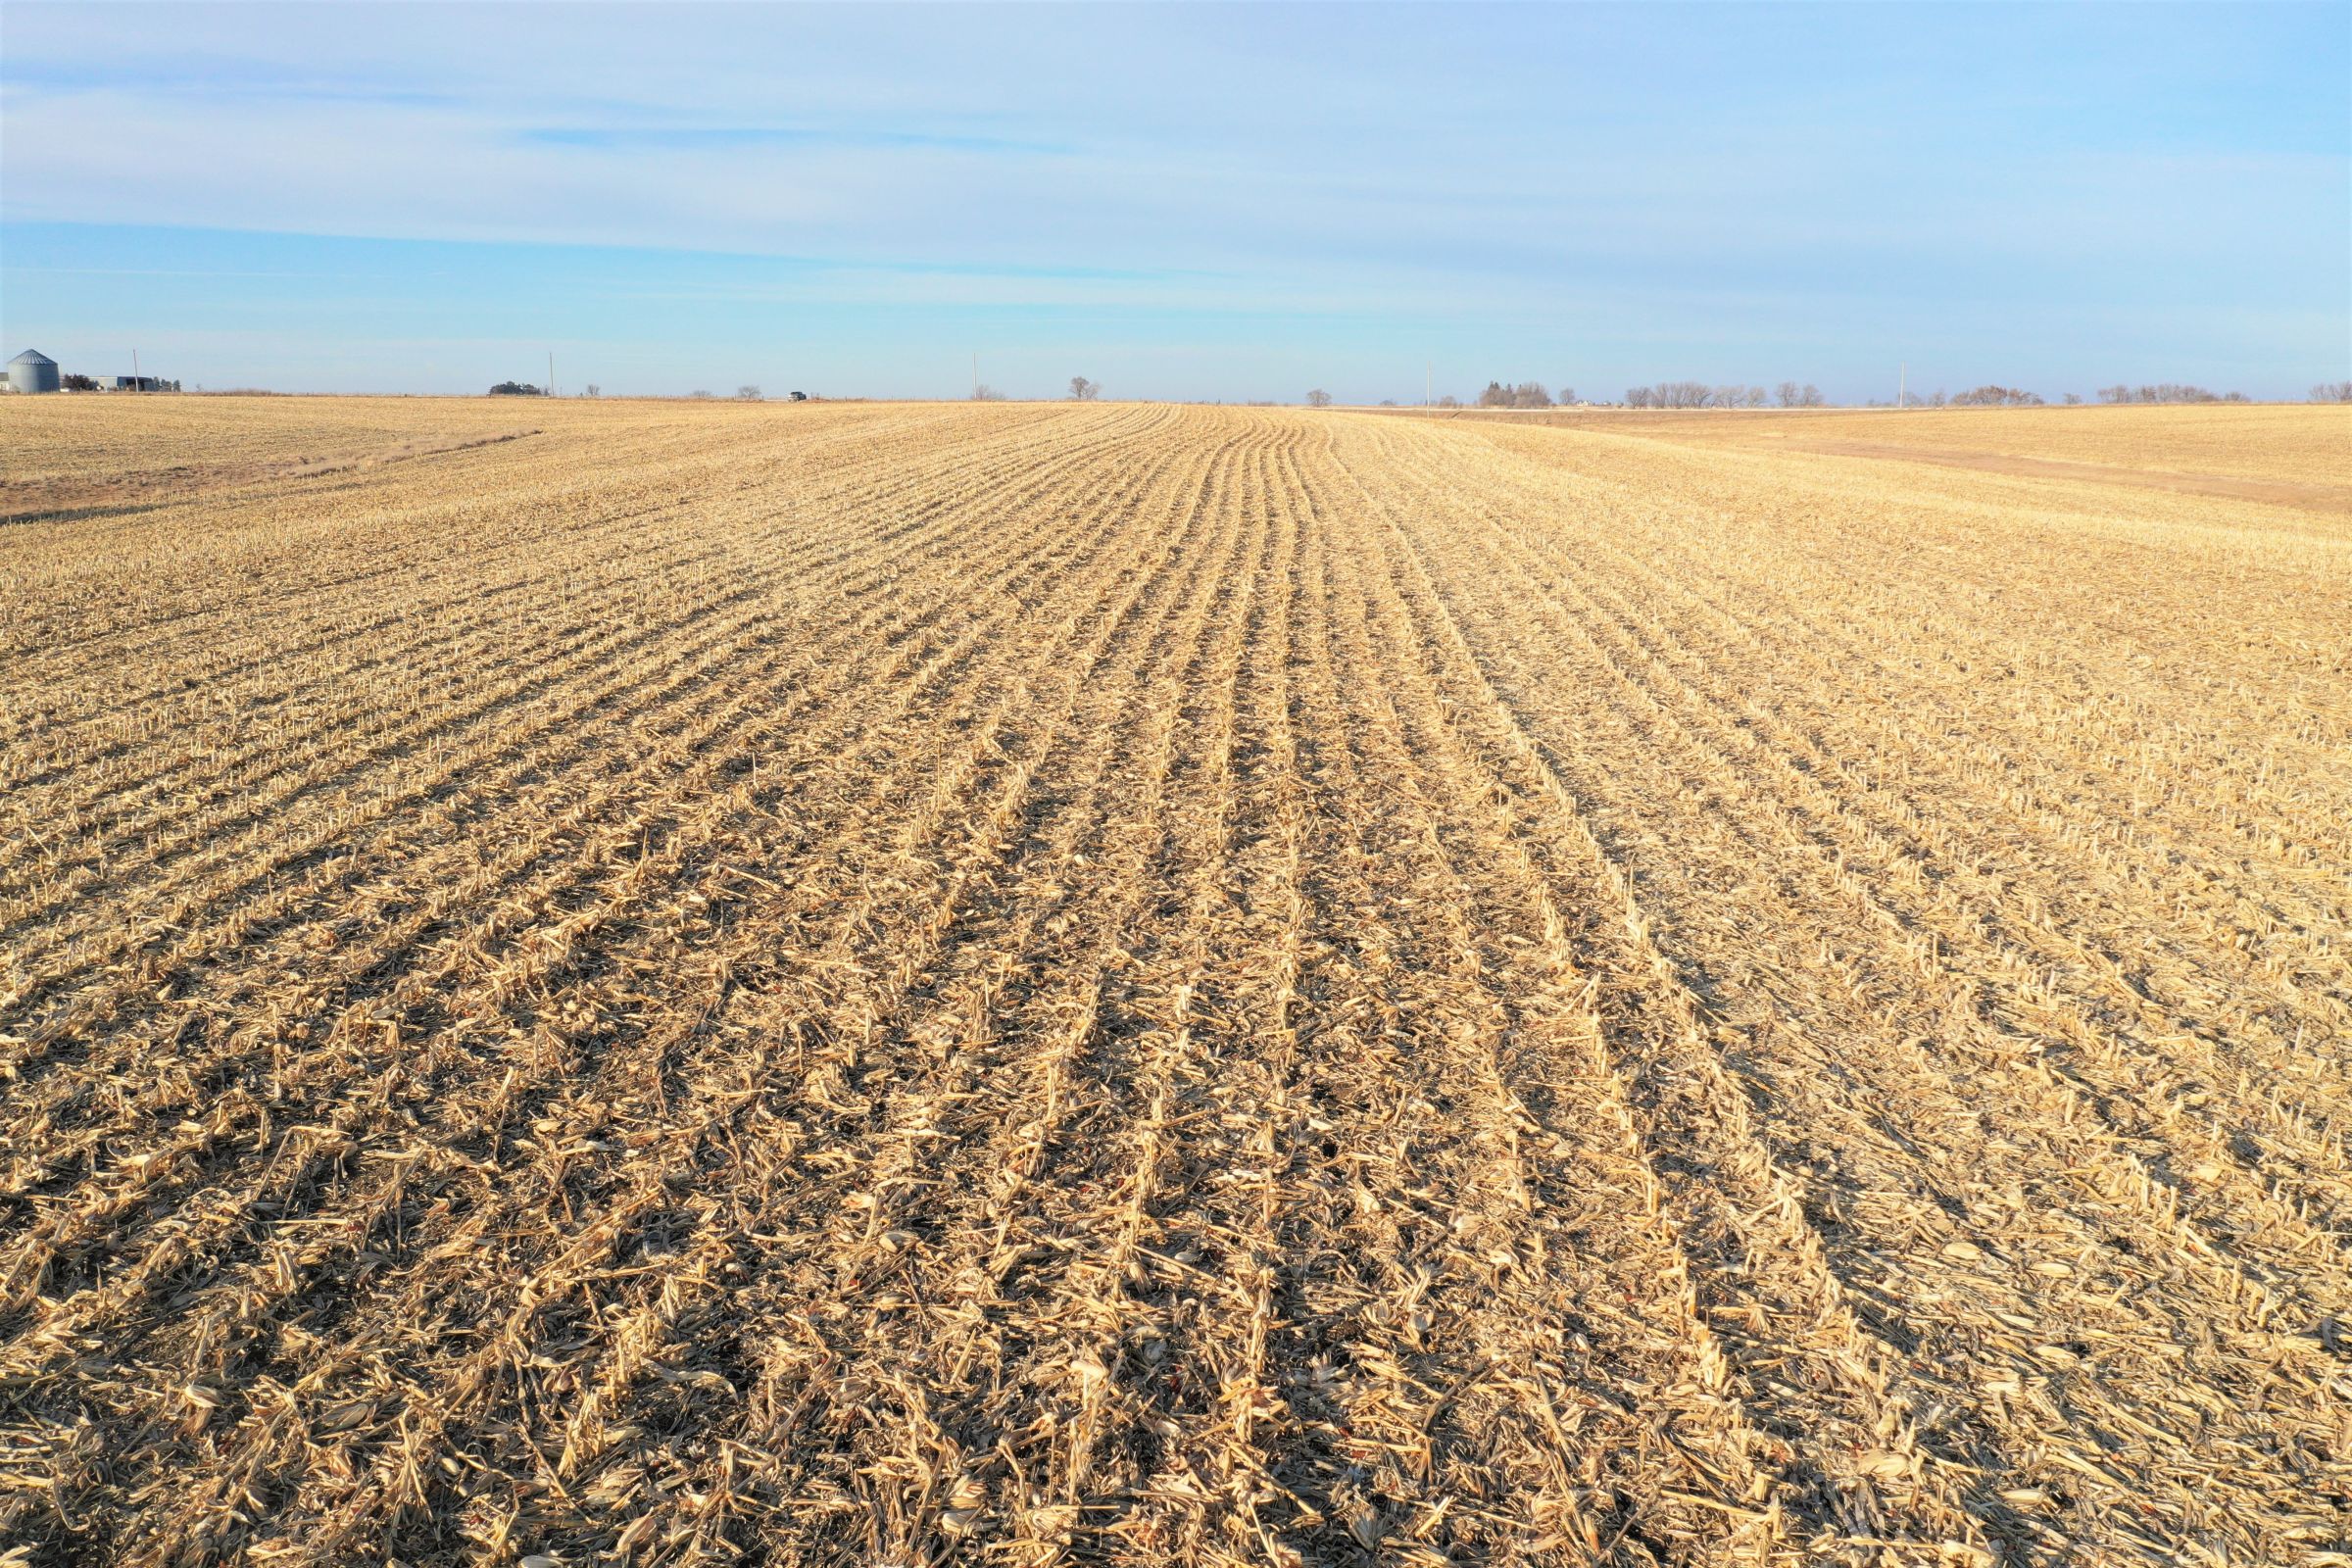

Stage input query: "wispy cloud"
[
  {"left": 517, "top": 126, "right": 1071, "bottom": 156},
  {"left": 1, "top": 58, "right": 461, "bottom": 107}
]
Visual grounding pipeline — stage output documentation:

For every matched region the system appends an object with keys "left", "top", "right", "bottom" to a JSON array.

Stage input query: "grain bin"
[{"left": 6, "top": 350, "right": 61, "bottom": 394}]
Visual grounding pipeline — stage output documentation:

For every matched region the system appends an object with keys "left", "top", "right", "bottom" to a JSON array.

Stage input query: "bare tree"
[
  {"left": 971, "top": 384, "right": 1007, "bottom": 401},
  {"left": 689, "top": 389, "right": 712, "bottom": 400},
  {"left": 2062, "top": 392, "right": 2082, "bottom": 405},
  {"left": 1630, "top": 381, "right": 1711, "bottom": 409},
  {"left": 1799, "top": 383, "right": 1825, "bottom": 407},
  {"left": 737, "top": 385, "right": 762, "bottom": 401},
  {"left": 1775, "top": 380, "right": 1802, "bottom": 408},
  {"left": 1555, "top": 387, "right": 1575, "bottom": 406},
  {"left": 2312, "top": 381, "right": 2352, "bottom": 403},
  {"left": 1305, "top": 389, "right": 1334, "bottom": 408},
  {"left": 583, "top": 383, "right": 602, "bottom": 399},
  {"left": 1068, "top": 376, "right": 1100, "bottom": 401},
  {"left": 1434, "top": 394, "right": 1460, "bottom": 409}
]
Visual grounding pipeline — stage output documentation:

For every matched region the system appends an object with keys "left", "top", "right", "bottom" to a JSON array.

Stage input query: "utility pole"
[
  {"left": 1899, "top": 362, "right": 1906, "bottom": 410},
  {"left": 549, "top": 350, "right": 557, "bottom": 399},
  {"left": 132, "top": 348, "right": 140, "bottom": 391}
]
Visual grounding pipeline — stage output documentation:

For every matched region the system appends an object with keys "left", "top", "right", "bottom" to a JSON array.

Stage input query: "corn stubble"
[{"left": 1, "top": 398, "right": 2346, "bottom": 1566}]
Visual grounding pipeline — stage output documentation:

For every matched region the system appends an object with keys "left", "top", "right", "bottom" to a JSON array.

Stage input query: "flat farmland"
[{"left": 2, "top": 398, "right": 2347, "bottom": 1566}]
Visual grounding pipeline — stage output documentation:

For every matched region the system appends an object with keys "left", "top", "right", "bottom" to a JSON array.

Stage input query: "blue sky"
[{"left": 2, "top": 2, "right": 2345, "bottom": 402}]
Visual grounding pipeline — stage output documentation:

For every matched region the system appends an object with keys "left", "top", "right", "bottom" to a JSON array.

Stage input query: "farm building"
[
  {"left": 112, "top": 375, "right": 179, "bottom": 392},
  {"left": 3, "top": 350, "right": 61, "bottom": 394}
]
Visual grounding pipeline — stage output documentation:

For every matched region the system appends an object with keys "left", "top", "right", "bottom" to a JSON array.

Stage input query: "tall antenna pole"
[
  {"left": 1899, "top": 362, "right": 1906, "bottom": 409},
  {"left": 132, "top": 348, "right": 140, "bottom": 391},
  {"left": 550, "top": 350, "right": 557, "bottom": 399}
]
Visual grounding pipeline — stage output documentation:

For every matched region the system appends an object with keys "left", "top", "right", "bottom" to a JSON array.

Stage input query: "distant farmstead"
[{"left": 3, "top": 350, "right": 61, "bottom": 394}]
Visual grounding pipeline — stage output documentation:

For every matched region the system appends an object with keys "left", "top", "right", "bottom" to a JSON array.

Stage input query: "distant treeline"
[
  {"left": 1467, "top": 379, "right": 1824, "bottom": 409},
  {"left": 1624, "top": 381, "right": 1826, "bottom": 409},
  {"left": 1442, "top": 377, "right": 2338, "bottom": 411},
  {"left": 2097, "top": 384, "right": 2248, "bottom": 405},
  {"left": 1478, "top": 380, "right": 1567, "bottom": 408}
]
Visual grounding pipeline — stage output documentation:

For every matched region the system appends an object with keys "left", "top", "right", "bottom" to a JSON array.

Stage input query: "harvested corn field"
[{"left": 2, "top": 398, "right": 2348, "bottom": 1567}]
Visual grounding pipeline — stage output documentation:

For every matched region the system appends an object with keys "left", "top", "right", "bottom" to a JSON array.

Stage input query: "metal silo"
[{"left": 6, "top": 350, "right": 61, "bottom": 394}]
